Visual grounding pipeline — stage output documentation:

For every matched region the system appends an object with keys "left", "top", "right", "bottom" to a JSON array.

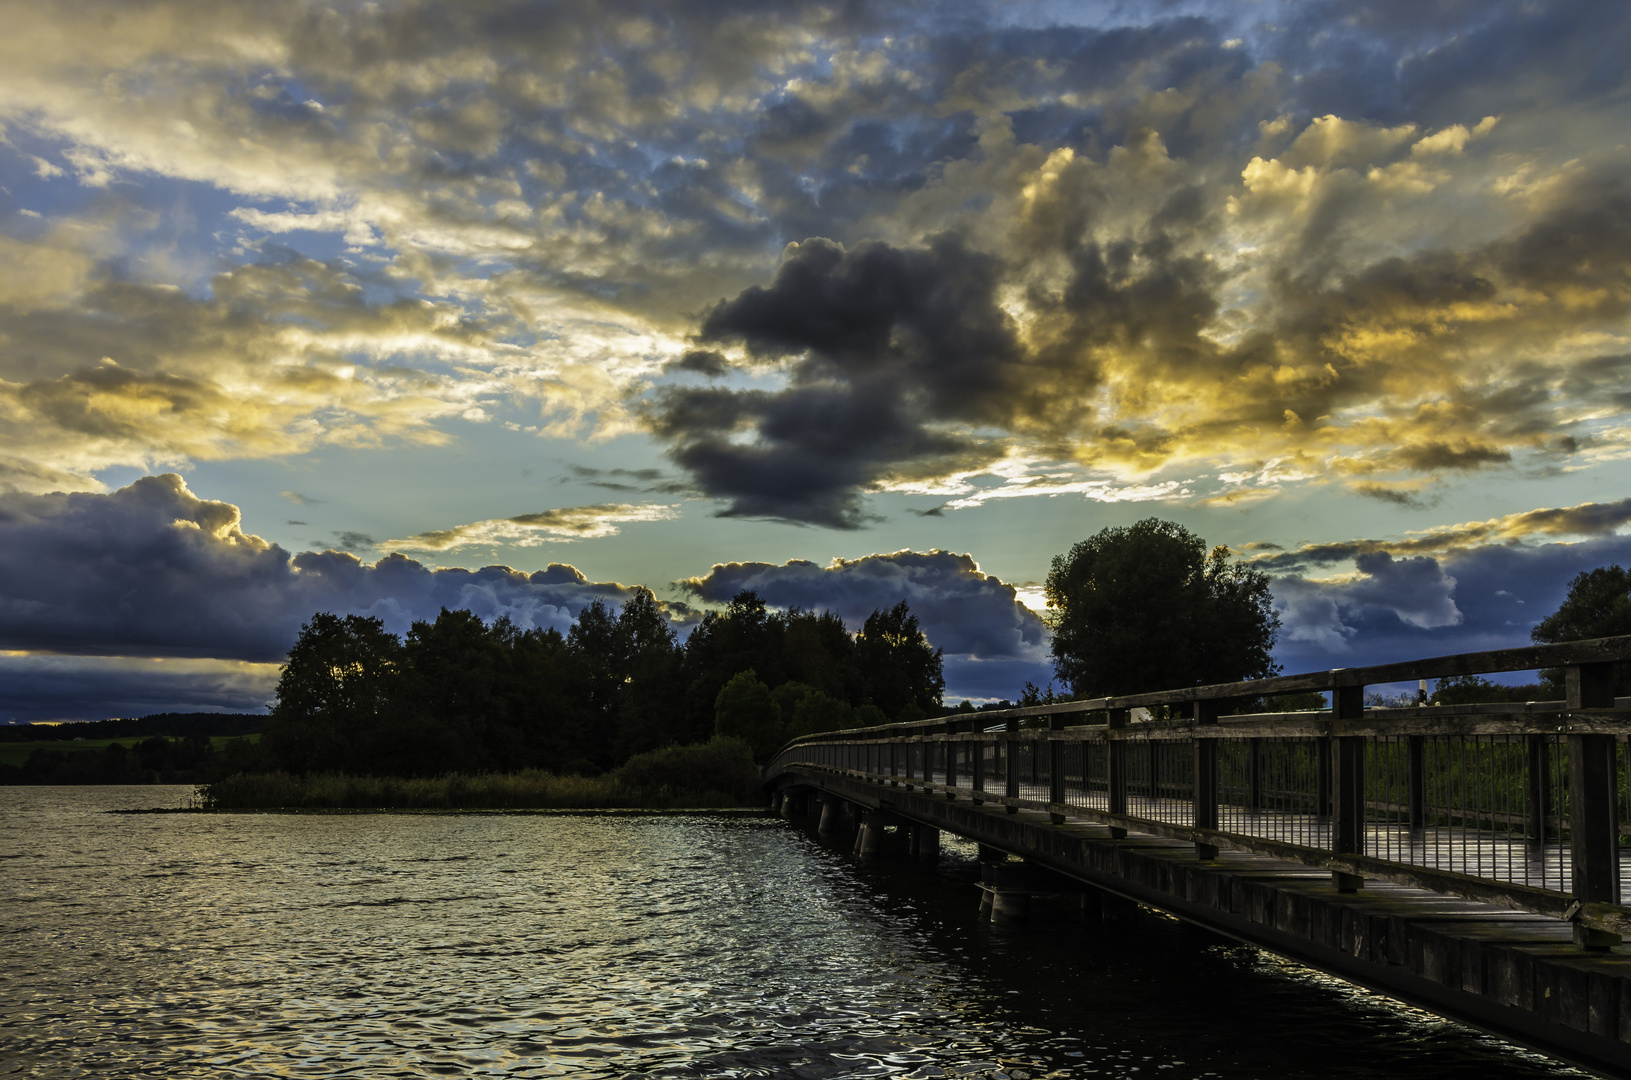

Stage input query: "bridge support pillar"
[
  {"left": 780, "top": 791, "right": 804, "bottom": 818},
  {"left": 977, "top": 844, "right": 1006, "bottom": 865},
  {"left": 817, "top": 796, "right": 847, "bottom": 835},
  {"left": 989, "top": 888, "right": 1029, "bottom": 924},
  {"left": 910, "top": 825, "right": 940, "bottom": 867}
]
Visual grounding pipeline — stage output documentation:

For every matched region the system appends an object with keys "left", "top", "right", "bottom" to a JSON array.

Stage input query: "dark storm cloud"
[
  {"left": 1269, "top": 0, "right": 1631, "bottom": 126},
  {"left": 649, "top": 235, "right": 1026, "bottom": 527},
  {"left": 0, "top": 475, "right": 644, "bottom": 662},
  {"left": 1270, "top": 535, "right": 1631, "bottom": 676},
  {"left": 0, "top": 654, "right": 274, "bottom": 725},
  {"left": 1248, "top": 498, "right": 1631, "bottom": 573}
]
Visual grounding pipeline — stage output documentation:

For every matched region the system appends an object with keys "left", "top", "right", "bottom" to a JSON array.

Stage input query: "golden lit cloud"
[{"left": 385, "top": 503, "right": 681, "bottom": 551}]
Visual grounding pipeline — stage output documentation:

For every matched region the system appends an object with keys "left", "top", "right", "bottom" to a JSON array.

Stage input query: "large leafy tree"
[
  {"left": 262, "top": 612, "right": 403, "bottom": 774},
  {"left": 1044, "top": 518, "right": 1280, "bottom": 698},
  {"left": 1531, "top": 565, "right": 1631, "bottom": 696},
  {"left": 855, "top": 601, "right": 944, "bottom": 720}
]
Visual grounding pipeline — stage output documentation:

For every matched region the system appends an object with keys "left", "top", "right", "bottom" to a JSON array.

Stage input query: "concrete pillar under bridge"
[
  {"left": 817, "top": 794, "right": 850, "bottom": 836},
  {"left": 779, "top": 766, "right": 1631, "bottom": 1075}
]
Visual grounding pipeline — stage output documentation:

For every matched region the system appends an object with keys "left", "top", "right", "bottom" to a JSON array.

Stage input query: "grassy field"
[{"left": 0, "top": 734, "right": 259, "bottom": 768}]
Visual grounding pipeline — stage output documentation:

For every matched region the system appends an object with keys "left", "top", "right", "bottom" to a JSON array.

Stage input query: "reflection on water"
[{"left": 0, "top": 787, "right": 1589, "bottom": 1078}]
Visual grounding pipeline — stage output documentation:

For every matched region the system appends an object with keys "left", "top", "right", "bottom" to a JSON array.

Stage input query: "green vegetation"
[
  {"left": 201, "top": 736, "right": 761, "bottom": 810},
  {"left": 178, "top": 587, "right": 943, "bottom": 807},
  {"left": 1532, "top": 565, "right": 1631, "bottom": 696},
  {"left": 1044, "top": 518, "right": 1280, "bottom": 699},
  {"left": 0, "top": 733, "right": 262, "bottom": 784}
]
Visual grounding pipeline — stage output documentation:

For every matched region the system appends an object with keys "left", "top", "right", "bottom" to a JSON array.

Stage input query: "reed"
[{"left": 197, "top": 736, "right": 764, "bottom": 810}]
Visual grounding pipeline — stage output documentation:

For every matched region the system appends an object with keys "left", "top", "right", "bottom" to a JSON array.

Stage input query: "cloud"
[
  {"left": 0, "top": 474, "right": 654, "bottom": 663},
  {"left": 386, "top": 503, "right": 681, "bottom": 551},
  {"left": 1248, "top": 497, "right": 1631, "bottom": 572},
  {"left": 0, "top": 2, "right": 1625, "bottom": 513},
  {"left": 1270, "top": 533, "right": 1631, "bottom": 675},
  {"left": 678, "top": 549, "right": 1052, "bottom": 698},
  {"left": 0, "top": 653, "right": 278, "bottom": 725},
  {"left": 649, "top": 235, "right": 1017, "bottom": 527}
]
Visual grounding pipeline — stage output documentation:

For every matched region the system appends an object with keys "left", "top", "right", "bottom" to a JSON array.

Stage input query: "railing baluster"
[
  {"left": 1526, "top": 734, "right": 1549, "bottom": 848},
  {"left": 972, "top": 732, "right": 985, "bottom": 805},
  {"left": 1049, "top": 715, "right": 1066, "bottom": 824},
  {"left": 1408, "top": 735, "right": 1426, "bottom": 831},
  {"left": 1005, "top": 717, "right": 1020, "bottom": 815},
  {"left": 944, "top": 717, "right": 958, "bottom": 798}
]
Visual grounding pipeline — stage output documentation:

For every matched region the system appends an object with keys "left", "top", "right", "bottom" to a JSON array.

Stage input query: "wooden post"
[
  {"left": 1005, "top": 717, "right": 1020, "bottom": 814},
  {"left": 972, "top": 734, "right": 985, "bottom": 805},
  {"left": 1407, "top": 735, "right": 1426, "bottom": 831},
  {"left": 1330, "top": 685, "right": 1366, "bottom": 892},
  {"left": 1193, "top": 699, "right": 1220, "bottom": 858},
  {"left": 1107, "top": 709, "right": 1128, "bottom": 838},
  {"left": 944, "top": 718, "right": 958, "bottom": 798},
  {"left": 1525, "top": 734, "right": 1550, "bottom": 848},
  {"left": 889, "top": 741, "right": 898, "bottom": 786},
  {"left": 1566, "top": 662, "right": 1620, "bottom": 947},
  {"left": 1049, "top": 715, "right": 1067, "bottom": 824}
]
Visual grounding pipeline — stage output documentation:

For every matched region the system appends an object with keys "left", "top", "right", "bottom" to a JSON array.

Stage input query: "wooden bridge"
[{"left": 765, "top": 636, "right": 1631, "bottom": 1076}]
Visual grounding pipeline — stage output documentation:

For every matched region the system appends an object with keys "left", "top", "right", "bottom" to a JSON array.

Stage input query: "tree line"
[{"left": 252, "top": 588, "right": 944, "bottom": 777}]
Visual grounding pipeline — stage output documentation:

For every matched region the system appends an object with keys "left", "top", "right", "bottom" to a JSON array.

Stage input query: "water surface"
[{"left": 0, "top": 787, "right": 1590, "bottom": 1078}]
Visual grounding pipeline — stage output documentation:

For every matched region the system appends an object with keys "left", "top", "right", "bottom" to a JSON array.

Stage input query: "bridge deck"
[{"left": 779, "top": 766, "right": 1631, "bottom": 1076}]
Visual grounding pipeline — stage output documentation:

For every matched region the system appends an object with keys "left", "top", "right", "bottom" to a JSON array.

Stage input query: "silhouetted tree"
[
  {"left": 615, "top": 588, "right": 685, "bottom": 758},
  {"left": 1531, "top": 565, "right": 1631, "bottom": 696},
  {"left": 679, "top": 591, "right": 788, "bottom": 738},
  {"left": 855, "top": 601, "right": 944, "bottom": 720},
  {"left": 1045, "top": 518, "right": 1280, "bottom": 698},
  {"left": 714, "top": 669, "right": 782, "bottom": 760},
  {"left": 262, "top": 612, "right": 403, "bottom": 774}
]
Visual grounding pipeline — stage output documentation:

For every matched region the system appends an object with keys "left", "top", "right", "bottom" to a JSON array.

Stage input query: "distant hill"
[{"left": 0, "top": 712, "right": 265, "bottom": 743}]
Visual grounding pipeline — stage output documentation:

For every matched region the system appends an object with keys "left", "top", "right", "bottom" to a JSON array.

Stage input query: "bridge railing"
[{"left": 766, "top": 636, "right": 1631, "bottom": 944}]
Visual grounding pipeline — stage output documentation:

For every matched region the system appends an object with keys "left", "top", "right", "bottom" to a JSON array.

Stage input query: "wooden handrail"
[{"left": 769, "top": 634, "right": 1631, "bottom": 754}]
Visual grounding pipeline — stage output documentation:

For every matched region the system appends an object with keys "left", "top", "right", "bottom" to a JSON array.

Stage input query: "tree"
[
  {"left": 614, "top": 588, "right": 685, "bottom": 758},
  {"left": 1531, "top": 565, "right": 1631, "bottom": 696},
  {"left": 261, "top": 612, "right": 403, "bottom": 774},
  {"left": 714, "top": 669, "right": 782, "bottom": 761},
  {"left": 1044, "top": 518, "right": 1280, "bottom": 698},
  {"left": 855, "top": 601, "right": 944, "bottom": 720}
]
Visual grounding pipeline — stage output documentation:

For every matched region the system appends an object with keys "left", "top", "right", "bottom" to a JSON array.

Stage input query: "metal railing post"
[
  {"left": 1247, "top": 737, "right": 1263, "bottom": 811},
  {"left": 1566, "top": 661, "right": 1620, "bottom": 947},
  {"left": 1407, "top": 735, "right": 1426, "bottom": 831},
  {"left": 1331, "top": 685, "right": 1366, "bottom": 891},
  {"left": 1049, "top": 714, "right": 1067, "bottom": 824},
  {"left": 1107, "top": 708, "right": 1128, "bottom": 838},
  {"left": 1193, "top": 699, "right": 1220, "bottom": 858},
  {"left": 972, "top": 731, "right": 985, "bottom": 805},
  {"left": 1005, "top": 717, "right": 1020, "bottom": 814},
  {"left": 1525, "top": 734, "right": 1549, "bottom": 848}
]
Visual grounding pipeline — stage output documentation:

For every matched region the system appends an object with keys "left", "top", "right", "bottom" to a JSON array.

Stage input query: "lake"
[{"left": 0, "top": 786, "right": 1590, "bottom": 1078}]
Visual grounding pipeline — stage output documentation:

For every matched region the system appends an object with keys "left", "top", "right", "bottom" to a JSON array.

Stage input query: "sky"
[{"left": 2, "top": 0, "right": 1629, "bottom": 722}]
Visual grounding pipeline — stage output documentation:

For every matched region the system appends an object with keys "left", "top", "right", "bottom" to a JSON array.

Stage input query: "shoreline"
[{"left": 110, "top": 805, "right": 776, "bottom": 816}]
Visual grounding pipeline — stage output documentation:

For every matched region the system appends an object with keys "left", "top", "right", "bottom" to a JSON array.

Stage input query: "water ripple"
[{"left": 0, "top": 787, "right": 1593, "bottom": 1079}]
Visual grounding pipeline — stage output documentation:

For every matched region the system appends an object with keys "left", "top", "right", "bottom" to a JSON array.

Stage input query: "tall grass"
[{"left": 198, "top": 736, "right": 764, "bottom": 811}]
